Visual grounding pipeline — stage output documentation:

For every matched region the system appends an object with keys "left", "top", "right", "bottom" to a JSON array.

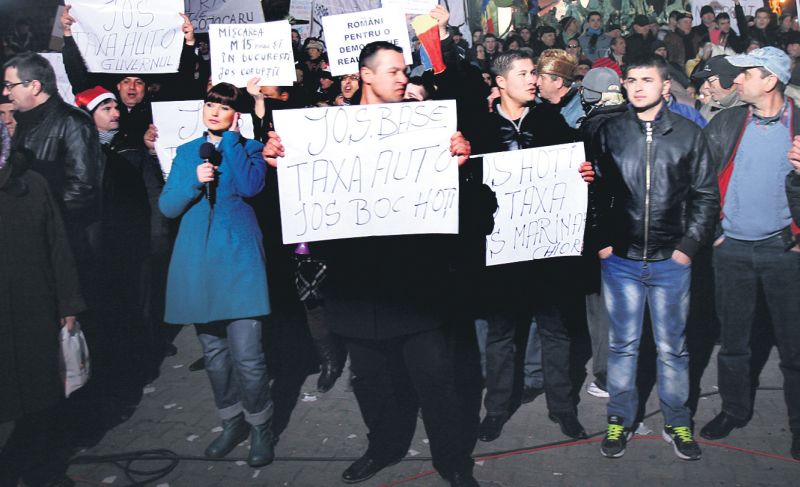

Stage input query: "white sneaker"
[{"left": 587, "top": 381, "right": 609, "bottom": 398}]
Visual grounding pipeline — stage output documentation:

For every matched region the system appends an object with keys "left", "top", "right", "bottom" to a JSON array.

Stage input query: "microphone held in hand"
[{"left": 199, "top": 142, "right": 220, "bottom": 206}]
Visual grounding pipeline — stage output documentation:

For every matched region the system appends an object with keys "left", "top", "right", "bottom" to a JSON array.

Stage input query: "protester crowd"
[{"left": 2, "top": 1, "right": 800, "bottom": 486}]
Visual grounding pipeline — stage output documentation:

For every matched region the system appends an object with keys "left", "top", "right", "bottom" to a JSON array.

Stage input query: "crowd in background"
[{"left": 1, "top": 1, "right": 800, "bottom": 486}]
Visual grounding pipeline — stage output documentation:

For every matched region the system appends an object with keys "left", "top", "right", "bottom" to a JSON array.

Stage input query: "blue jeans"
[
  {"left": 601, "top": 254, "right": 691, "bottom": 428},
  {"left": 195, "top": 318, "right": 272, "bottom": 425}
]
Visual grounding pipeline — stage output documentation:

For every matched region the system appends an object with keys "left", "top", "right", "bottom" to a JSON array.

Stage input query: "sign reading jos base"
[
  {"left": 274, "top": 101, "right": 459, "bottom": 244},
  {"left": 69, "top": 0, "right": 184, "bottom": 73},
  {"left": 185, "top": 0, "right": 265, "bottom": 34},
  {"left": 152, "top": 100, "right": 255, "bottom": 179},
  {"left": 322, "top": 7, "right": 413, "bottom": 76},
  {"left": 483, "top": 143, "right": 588, "bottom": 266},
  {"left": 210, "top": 21, "right": 295, "bottom": 87}
]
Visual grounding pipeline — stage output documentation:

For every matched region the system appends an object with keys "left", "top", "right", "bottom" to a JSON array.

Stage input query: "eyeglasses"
[
  {"left": 2, "top": 80, "right": 30, "bottom": 90},
  {"left": 567, "top": 44, "right": 580, "bottom": 48}
]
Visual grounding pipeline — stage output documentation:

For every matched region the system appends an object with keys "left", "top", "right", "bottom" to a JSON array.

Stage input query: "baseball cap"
[
  {"left": 727, "top": 46, "right": 791, "bottom": 84},
  {"left": 582, "top": 67, "right": 622, "bottom": 104},
  {"left": 692, "top": 56, "right": 742, "bottom": 89}
]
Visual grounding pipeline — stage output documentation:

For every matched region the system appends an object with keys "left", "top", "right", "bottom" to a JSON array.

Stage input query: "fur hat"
[{"left": 537, "top": 49, "right": 578, "bottom": 81}]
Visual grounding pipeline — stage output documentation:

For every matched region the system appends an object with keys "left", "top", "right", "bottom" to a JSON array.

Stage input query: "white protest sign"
[
  {"left": 381, "top": 0, "right": 437, "bottom": 15},
  {"left": 322, "top": 8, "right": 413, "bottom": 76},
  {"left": 39, "top": 53, "right": 75, "bottom": 106},
  {"left": 152, "top": 100, "right": 255, "bottom": 178},
  {"left": 69, "top": 0, "right": 184, "bottom": 73},
  {"left": 289, "top": 0, "right": 313, "bottom": 40},
  {"left": 274, "top": 100, "right": 459, "bottom": 244},
  {"left": 691, "top": 0, "right": 762, "bottom": 34},
  {"left": 185, "top": 0, "right": 265, "bottom": 34},
  {"left": 483, "top": 143, "right": 587, "bottom": 266},
  {"left": 210, "top": 21, "right": 295, "bottom": 87}
]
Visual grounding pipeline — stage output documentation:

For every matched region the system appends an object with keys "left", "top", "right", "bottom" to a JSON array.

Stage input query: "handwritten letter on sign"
[
  {"left": 274, "top": 101, "right": 459, "bottom": 244},
  {"left": 483, "top": 143, "right": 587, "bottom": 266},
  {"left": 69, "top": 0, "right": 184, "bottom": 73},
  {"left": 210, "top": 21, "right": 295, "bottom": 87},
  {"left": 185, "top": 0, "right": 266, "bottom": 34},
  {"left": 151, "top": 100, "right": 254, "bottom": 178},
  {"left": 322, "top": 8, "right": 413, "bottom": 76}
]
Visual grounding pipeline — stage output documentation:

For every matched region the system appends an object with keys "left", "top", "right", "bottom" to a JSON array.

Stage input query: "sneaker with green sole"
[
  {"left": 601, "top": 415, "right": 632, "bottom": 458},
  {"left": 663, "top": 424, "right": 702, "bottom": 460}
]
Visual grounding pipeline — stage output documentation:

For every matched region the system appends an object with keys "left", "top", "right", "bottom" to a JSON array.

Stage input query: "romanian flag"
[
  {"left": 482, "top": 0, "right": 495, "bottom": 34},
  {"left": 411, "top": 15, "right": 446, "bottom": 74}
]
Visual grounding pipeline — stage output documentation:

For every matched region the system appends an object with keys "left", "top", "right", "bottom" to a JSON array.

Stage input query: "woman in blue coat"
[{"left": 159, "top": 83, "right": 273, "bottom": 467}]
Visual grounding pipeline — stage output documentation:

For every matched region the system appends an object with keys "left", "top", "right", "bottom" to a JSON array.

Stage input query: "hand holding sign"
[
  {"left": 273, "top": 101, "right": 459, "bottom": 243},
  {"left": 68, "top": 0, "right": 184, "bottom": 73}
]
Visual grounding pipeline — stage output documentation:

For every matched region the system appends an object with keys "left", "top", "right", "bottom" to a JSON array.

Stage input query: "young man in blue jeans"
[{"left": 592, "top": 55, "right": 719, "bottom": 460}]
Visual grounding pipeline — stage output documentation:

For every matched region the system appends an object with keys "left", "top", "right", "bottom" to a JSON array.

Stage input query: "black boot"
[
  {"left": 314, "top": 334, "right": 343, "bottom": 393},
  {"left": 248, "top": 422, "right": 275, "bottom": 467},
  {"left": 205, "top": 413, "right": 249, "bottom": 458}
]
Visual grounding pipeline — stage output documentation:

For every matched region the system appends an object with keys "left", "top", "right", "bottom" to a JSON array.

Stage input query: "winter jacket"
[
  {"left": 703, "top": 102, "right": 800, "bottom": 244},
  {"left": 159, "top": 132, "right": 270, "bottom": 324},
  {"left": 593, "top": 105, "right": 720, "bottom": 261}
]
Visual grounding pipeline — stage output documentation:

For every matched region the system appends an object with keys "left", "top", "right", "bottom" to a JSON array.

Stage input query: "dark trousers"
[
  {"left": 0, "top": 407, "right": 64, "bottom": 486},
  {"left": 714, "top": 235, "right": 800, "bottom": 433},
  {"left": 483, "top": 293, "right": 588, "bottom": 417},
  {"left": 345, "top": 328, "right": 474, "bottom": 477}
]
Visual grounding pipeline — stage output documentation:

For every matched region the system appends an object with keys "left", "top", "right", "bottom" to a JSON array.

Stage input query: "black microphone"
[{"left": 199, "top": 142, "right": 218, "bottom": 205}]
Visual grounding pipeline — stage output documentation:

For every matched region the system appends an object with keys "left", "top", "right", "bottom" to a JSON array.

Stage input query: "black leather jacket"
[
  {"left": 593, "top": 105, "right": 719, "bottom": 260},
  {"left": 12, "top": 96, "right": 102, "bottom": 225}
]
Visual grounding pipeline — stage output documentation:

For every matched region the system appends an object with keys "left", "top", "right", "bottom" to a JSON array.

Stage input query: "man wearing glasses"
[{"left": 3, "top": 52, "right": 102, "bottom": 267}]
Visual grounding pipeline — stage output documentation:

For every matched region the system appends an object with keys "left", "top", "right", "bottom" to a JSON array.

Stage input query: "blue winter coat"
[{"left": 159, "top": 132, "right": 270, "bottom": 324}]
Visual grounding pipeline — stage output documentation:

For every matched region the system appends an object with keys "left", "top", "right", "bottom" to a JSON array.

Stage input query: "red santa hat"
[{"left": 75, "top": 86, "right": 116, "bottom": 113}]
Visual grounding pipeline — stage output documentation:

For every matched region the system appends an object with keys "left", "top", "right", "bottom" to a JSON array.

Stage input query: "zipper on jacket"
[{"left": 643, "top": 122, "right": 653, "bottom": 261}]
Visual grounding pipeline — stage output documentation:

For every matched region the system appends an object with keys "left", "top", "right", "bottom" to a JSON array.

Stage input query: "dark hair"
[
  {"left": 358, "top": 41, "right": 403, "bottom": 70},
  {"left": 407, "top": 75, "right": 435, "bottom": 98},
  {"left": 491, "top": 50, "right": 535, "bottom": 77},
  {"left": 3, "top": 53, "right": 58, "bottom": 96},
  {"left": 611, "top": 36, "right": 625, "bottom": 47},
  {"left": 716, "top": 12, "right": 730, "bottom": 22},
  {"left": 205, "top": 82, "right": 243, "bottom": 111},
  {"left": 624, "top": 54, "right": 669, "bottom": 81},
  {"left": 587, "top": 11, "right": 602, "bottom": 22},
  {"left": 755, "top": 7, "right": 772, "bottom": 17},
  {"left": 669, "top": 11, "right": 682, "bottom": 21},
  {"left": 484, "top": 33, "right": 498, "bottom": 40}
]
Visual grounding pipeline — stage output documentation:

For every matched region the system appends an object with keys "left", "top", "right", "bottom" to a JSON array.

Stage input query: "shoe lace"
[
  {"left": 671, "top": 426, "right": 695, "bottom": 443},
  {"left": 606, "top": 423, "right": 625, "bottom": 441}
]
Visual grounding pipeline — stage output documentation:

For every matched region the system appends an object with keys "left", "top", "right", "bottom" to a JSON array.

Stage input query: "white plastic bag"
[{"left": 58, "top": 321, "right": 91, "bottom": 397}]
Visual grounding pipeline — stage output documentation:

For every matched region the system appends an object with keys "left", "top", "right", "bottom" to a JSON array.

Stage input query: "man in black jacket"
[
  {"left": 474, "top": 50, "right": 594, "bottom": 443},
  {"left": 699, "top": 47, "right": 800, "bottom": 461},
  {"left": 593, "top": 54, "right": 719, "bottom": 461},
  {"left": 263, "top": 42, "right": 477, "bottom": 487},
  {"left": 3, "top": 53, "right": 102, "bottom": 260}
]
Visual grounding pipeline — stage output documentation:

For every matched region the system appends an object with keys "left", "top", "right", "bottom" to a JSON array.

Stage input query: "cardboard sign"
[
  {"left": 209, "top": 21, "right": 295, "bottom": 87},
  {"left": 322, "top": 7, "right": 413, "bottom": 76},
  {"left": 185, "top": 0, "right": 265, "bottom": 34},
  {"left": 69, "top": 0, "right": 184, "bottom": 73},
  {"left": 381, "top": 0, "right": 437, "bottom": 15},
  {"left": 152, "top": 100, "right": 255, "bottom": 178},
  {"left": 39, "top": 53, "right": 76, "bottom": 106},
  {"left": 483, "top": 143, "right": 587, "bottom": 266},
  {"left": 274, "top": 101, "right": 459, "bottom": 244}
]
